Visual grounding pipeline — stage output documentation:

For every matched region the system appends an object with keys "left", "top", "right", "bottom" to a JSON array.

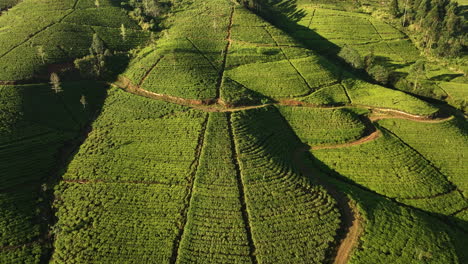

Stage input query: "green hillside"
[{"left": 0, "top": 0, "right": 466, "bottom": 263}]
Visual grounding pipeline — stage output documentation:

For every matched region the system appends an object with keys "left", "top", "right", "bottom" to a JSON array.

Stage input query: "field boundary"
[
  {"left": 171, "top": 114, "right": 209, "bottom": 264},
  {"left": 227, "top": 113, "right": 258, "bottom": 264},
  {"left": 215, "top": 6, "right": 235, "bottom": 99},
  {"left": 293, "top": 147, "right": 363, "bottom": 264},
  {"left": 264, "top": 26, "right": 315, "bottom": 95}
]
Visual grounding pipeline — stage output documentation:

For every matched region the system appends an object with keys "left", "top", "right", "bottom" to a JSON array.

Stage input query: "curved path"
[
  {"left": 293, "top": 146, "right": 362, "bottom": 264},
  {"left": 112, "top": 76, "right": 457, "bottom": 264}
]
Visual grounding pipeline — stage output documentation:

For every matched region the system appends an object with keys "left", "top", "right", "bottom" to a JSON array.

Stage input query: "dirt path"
[
  {"left": 312, "top": 130, "right": 381, "bottom": 150},
  {"left": 293, "top": 147, "right": 362, "bottom": 264},
  {"left": 215, "top": 6, "right": 235, "bottom": 99},
  {"left": 113, "top": 77, "right": 457, "bottom": 127}
]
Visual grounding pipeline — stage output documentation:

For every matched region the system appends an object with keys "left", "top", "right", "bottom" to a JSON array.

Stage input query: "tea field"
[{"left": 0, "top": 0, "right": 467, "bottom": 263}]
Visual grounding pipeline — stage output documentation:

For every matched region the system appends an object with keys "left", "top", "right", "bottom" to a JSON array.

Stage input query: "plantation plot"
[
  {"left": 0, "top": 81, "right": 106, "bottom": 261},
  {"left": 312, "top": 128, "right": 467, "bottom": 214},
  {"left": 278, "top": 106, "right": 367, "bottom": 146},
  {"left": 53, "top": 182, "right": 188, "bottom": 263},
  {"left": 226, "top": 59, "right": 311, "bottom": 98},
  {"left": 61, "top": 88, "right": 205, "bottom": 184},
  {"left": 123, "top": 0, "right": 232, "bottom": 100},
  {"left": 176, "top": 112, "right": 253, "bottom": 263},
  {"left": 438, "top": 82, "right": 468, "bottom": 112},
  {"left": 307, "top": 9, "right": 381, "bottom": 45},
  {"left": 299, "top": 83, "right": 350, "bottom": 105},
  {"left": 339, "top": 182, "right": 468, "bottom": 264},
  {"left": 231, "top": 107, "right": 341, "bottom": 263},
  {"left": 343, "top": 79, "right": 438, "bottom": 116},
  {"left": 378, "top": 118, "right": 468, "bottom": 198},
  {"left": 0, "top": 0, "right": 149, "bottom": 81}
]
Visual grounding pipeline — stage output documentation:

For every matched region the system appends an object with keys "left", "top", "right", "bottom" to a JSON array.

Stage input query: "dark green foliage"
[
  {"left": 367, "top": 64, "right": 390, "bottom": 84},
  {"left": 122, "top": 0, "right": 171, "bottom": 30},
  {"left": 400, "top": 0, "right": 466, "bottom": 57},
  {"left": 390, "top": 0, "right": 400, "bottom": 17},
  {"left": 338, "top": 46, "right": 364, "bottom": 70}
]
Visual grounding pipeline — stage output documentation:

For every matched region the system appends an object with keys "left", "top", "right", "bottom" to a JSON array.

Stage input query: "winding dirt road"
[{"left": 293, "top": 147, "right": 362, "bottom": 264}]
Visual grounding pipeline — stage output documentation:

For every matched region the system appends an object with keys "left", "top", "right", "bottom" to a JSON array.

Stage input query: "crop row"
[
  {"left": 378, "top": 118, "right": 468, "bottom": 200},
  {"left": 277, "top": 106, "right": 367, "bottom": 146},
  {"left": 313, "top": 128, "right": 454, "bottom": 199},
  {"left": 231, "top": 106, "right": 340, "bottom": 263},
  {"left": 176, "top": 112, "right": 253, "bottom": 263},
  {"left": 62, "top": 88, "right": 205, "bottom": 184}
]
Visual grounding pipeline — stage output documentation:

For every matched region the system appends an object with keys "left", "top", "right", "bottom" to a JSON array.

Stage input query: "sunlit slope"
[
  {"left": 0, "top": 0, "right": 149, "bottom": 81},
  {"left": 122, "top": 0, "right": 435, "bottom": 116},
  {"left": 53, "top": 88, "right": 206, "bottom": 263},
  {"left": 328, "top": 176, "right": 468, "bottom": 264},
  {"left": 231, "top": 106, "right": 341, "bottom": 263}
]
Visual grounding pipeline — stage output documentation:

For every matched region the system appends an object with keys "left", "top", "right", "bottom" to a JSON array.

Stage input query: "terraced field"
[{"left": 0, "top": 0, "right": 466, "bottom": 263}]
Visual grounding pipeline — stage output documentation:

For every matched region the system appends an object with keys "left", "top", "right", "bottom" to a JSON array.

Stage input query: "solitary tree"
[
  {"left": 50, "top": 72, "right": 63, "bottom": 93},
  {"left": 91, "top": 33, "right": 105, "bottom": 56},
  {"left": 409, "top": 60, "right": 426, "bottom": 90},
  {"left": 338, "top": 45, "right": 364, "bottom": 69},
  {"left": 120, "top": 24, "right": 127, "bottom": 41},
  {"left": 37, "top": 46, "right": 46, "bottom": 64},
  {"left": 80, "top": 95, "right": 87, "bottom": 109}
]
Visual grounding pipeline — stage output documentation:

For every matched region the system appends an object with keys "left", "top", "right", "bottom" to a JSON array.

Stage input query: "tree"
[
  {"left": 37, "top": 46, "right": 46, "bottom": 64},
  {"left": 120, "top": 24, "right": 126, "bottom": 41},
  {"left": 338, "top": 45, "right": 364, "bottom": 69},
  {"left": 91, "top": 33, "right": 104, "bottom": 56},
  {"left": 80, "top": 95, "right": 87, "bottom": 109},
  {"left": 408, "top": 60, "right": 426, "bottom": 90},
  {"left": 390, "top": 0, "right": 400, "bottom": 17},
  {"left": 50, "top": 72, "right": 63, "bottom": 93},
  {"left": 368, "top": 65, "right": 391, "bottom": 85}
]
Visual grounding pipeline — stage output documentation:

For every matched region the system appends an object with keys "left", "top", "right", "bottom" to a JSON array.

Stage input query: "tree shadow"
[
  {"left": 429, "top": 73, "right": 464, "bottom": 82},
  {"left": 304, "top": 150, "right": 468, "bottom": 254},
  {"left": 0, "top": 53, "right": 132, "bottom": 261},
  {"left": 240, "top": 0, "right": 379, "bottom": 84}
]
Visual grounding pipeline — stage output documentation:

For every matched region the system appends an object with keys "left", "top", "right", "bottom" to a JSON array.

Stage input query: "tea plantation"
[{"left": 0, "top": 0, "right": 466, "bottom": 263}]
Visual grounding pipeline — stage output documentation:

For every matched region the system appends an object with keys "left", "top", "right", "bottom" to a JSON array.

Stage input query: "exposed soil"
[
  {"left": 293, "top": 146, "right": 362, "bottom": 264},
  {"left": 312, "top": 130, "right": 381, "bottom": 150}
]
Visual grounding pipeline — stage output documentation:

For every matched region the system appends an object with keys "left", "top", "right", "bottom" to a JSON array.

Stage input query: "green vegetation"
[
  {"left": 0, "top": 0, "right": 466, "bottom": 263},
  {"left": 343, "top": 79, "right": 438, "bottom": 116},
  {"left": 0, "top": 0, "right": 149, "bottom": 81},
  {"left": 278, "top": 106, "right": 367, "bottom": 146},
  {"left": 52, "top": 88, "right": 206, "bottom": 262},
  {"left": 0, "top": 81, "right": 106, "bottom": 262},
  {"left": 379, "top": 118, "right": 468, "bottom": 198},
  {"left": 177, "top": 112, "right": 252, "bottom": 263},
  {"left": 313, "top": 129, "right": 453, "bottom": 199},
  {"left": 232, "top": 107, "right": 341, "bottom": 263}
]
